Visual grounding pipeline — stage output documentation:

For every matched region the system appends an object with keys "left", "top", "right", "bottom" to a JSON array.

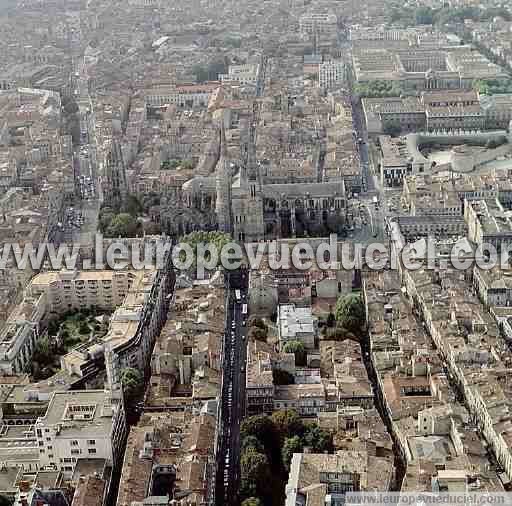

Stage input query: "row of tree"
[
  {"left": 240, "top": 410, "right": 333, "bottom": 506},
  {"left": 388, "top": 4, "right": 511, "bottom": 28},
  {"left": 179, "top": 230, "right": 233, "bottom": 268},
  {"left": 354, "top": 80, "right": 403, "bottom": 99},
  {"left": 160, "top": 159, "right": 195, "bottom": 171},
  {"left": 473, "top": 78, "right": 512, "bottom": 96}
]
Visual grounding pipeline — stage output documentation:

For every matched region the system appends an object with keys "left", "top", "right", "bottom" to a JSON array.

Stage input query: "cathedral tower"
[
  {"left": 104, "top": 138, "right": 127, "bottom": 209},
  {"left": 215, "top": 124, "right": 232, "bottom": 234}
]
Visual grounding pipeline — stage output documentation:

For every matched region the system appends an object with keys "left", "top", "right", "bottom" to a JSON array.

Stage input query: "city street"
[{"left": 216, "top": 270, "right": 248, "bottom": 506}]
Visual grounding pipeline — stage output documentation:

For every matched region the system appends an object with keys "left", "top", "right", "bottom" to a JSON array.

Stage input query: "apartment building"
[
  {"left": 144, "top": 82, "right": 220, "bottom": 109},
  {"left": 0, "top": 293, "right": 47, "bottom": 375},
  {"left": 28, "top": 270, "right": 137, "bottom": 313},
  {"left": 220, "top": 64, "right": 260, "bottom": 86},
  {"left": 34, "top": 390, "right": 126, "bottom": 479},
  {"left": 395, "top": 215, "right": 467, "bottom": 239}
]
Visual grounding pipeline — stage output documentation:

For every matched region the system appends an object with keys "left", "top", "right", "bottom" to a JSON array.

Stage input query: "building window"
[
  {"left": 88, "top": 448, "right": 97, "bottom": 454},
  {"left": 87, "top": 440, "right": 96, "bottom": 445},
  {"left": 71, "top": 440, "right": 79, "bottom": 446},
  {"left": 71, "top": 449, "right": 80, "bottom": 455}
]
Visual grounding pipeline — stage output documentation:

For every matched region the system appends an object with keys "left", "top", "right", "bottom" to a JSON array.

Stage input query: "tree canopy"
[
  {"left": 121, "top": 367, "right": 144, "bottom": 401},
  {"left": 282, "top": 340, "right": 307, "bottom": 366},
  {"left": 241, "top": 499, "right": 263, "bottom": 506},
  {"left": 180, "top": 231, "right": 232, "bottom": 266},
  {"left": 473, "top": 78, "right": 512, "bottom": 96},
  {"left": 239, "top": 411, "right": 333, "bottom": 505},
  {"left": 335, "top": 294, "right": 366, "bottom": 336},
  {"left": 354, "top": 80, "right": 403, "bottom": 99},
  {"left": 282, "top": 436, "right": 303, "bottom": 470},
  {"left": 272, "top": 368, "right": 295, "bottom": 386},
  {"left": 386, "top": 4, "right": 510, "bottom": 27}
]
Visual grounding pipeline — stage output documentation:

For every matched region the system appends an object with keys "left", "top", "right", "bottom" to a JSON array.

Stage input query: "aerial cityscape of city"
[{"left": 1, "top": 0, "right": 512, "bottom": 505}]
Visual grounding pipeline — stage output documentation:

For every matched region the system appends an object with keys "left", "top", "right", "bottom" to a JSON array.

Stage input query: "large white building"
[
  {"left": 0, "top": 267, "right": 173, "bottom": 384},
  {"left": 220, "top": 63, "right": 261, "bottom": 86},
  {"left": 35, "top": 390, "right": 126, "bottom": 479},
  {"left": 0, "top": 293, "right": 46, "bottom": 374},
  {"left": 28, "top": 270, "right": 139, "bottom": 314},
  {"left": 144, "top": 83, "right": 220, "bottom": 109},
  {"left": 278, "top": 304, "right": 317, "bottom": 349}
]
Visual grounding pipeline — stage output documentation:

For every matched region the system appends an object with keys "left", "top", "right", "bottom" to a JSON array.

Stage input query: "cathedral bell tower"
[{"left": 215, "top": 124, "right": 232, "bottom": 234}]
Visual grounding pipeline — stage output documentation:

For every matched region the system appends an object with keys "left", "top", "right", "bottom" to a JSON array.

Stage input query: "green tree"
[
  {"left": 225, "top": 37, "right": 242, "bottom": 49},
  {"left": 271, "top": 409, "right": 305, "bottom": 442},
  {"left": 181, "top": 231, "right": 233, "bottom": 268},
  {"left": 415, "top": 6, "right": 434, "bottom": 25},
  {"left": 283, "top": 340, "right": 307, "bottom": 366},
  {"left": 248, "top": 327, "right": 267, "bottom": 341},
  {"left": 122, "top": 195, "right": 143, "bottom": 217},
  {"left": 240, "top": 414, "right": 277, "bottom": 450},
  {"left": 282, "top": 435, "right": 303, "bottom": 470},
  {"left": 99, "top": 207, "right": 116, "bottom": 232},
  {"left": 272, "top": 368, "right": 295, "bottom": 385},
  {"left": 79, "top": 320, "right": 90, "bottom": 335},
  {"left": 121, "top": 367, "right": 144, "bottom": 403},
  {"left": 303, "top": 423, "right": 333, "bottom": 453},
  {"left": 241, "top": 499, "right": 262, "bottom": 506},
  {"left": 33, "top": 336, "right": 52, "bottom": 365},
  {"left": 242, "top": 436, "right": 265, "bottom": 453},
  {"left": 105, "top": 213, "right": 139, "bottom": 238},
  {"left": 335, "top": 294, "right": 366, "bottom": 336},
  {"left": 240, "top": 447, "right": 270, "bottom": 499},
  {"left": 192, "top": 64, "right": 209, "bottom": 83},
  {"left": 248, "top": 316, "right": 267, "bottom": 330}
]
